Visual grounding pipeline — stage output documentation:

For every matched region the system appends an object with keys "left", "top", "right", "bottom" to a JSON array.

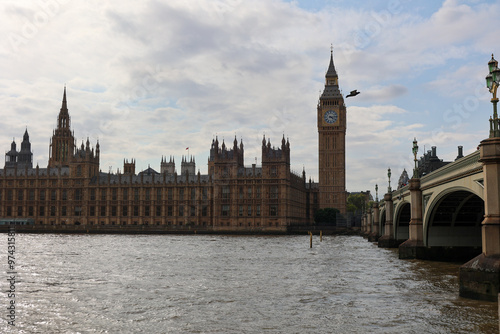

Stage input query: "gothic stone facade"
[
  {"left": 0, "top": 88, "right": 318, "bottom": 231},
  {"left": 317, "top": 51, "right": 347, "bottom": 213}
]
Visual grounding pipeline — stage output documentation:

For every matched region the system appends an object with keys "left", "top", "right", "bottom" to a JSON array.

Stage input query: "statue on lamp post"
[
  {"left": 387, "top": 168, "right": 391, "bottom": 193},
  {"left": 412, "top": 138, "right": 419, "bottom": 178},
  {"left": 486, "top": 54, "right": 500, "bottom": 137}
]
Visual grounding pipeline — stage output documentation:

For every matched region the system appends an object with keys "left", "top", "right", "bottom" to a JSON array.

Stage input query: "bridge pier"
[
  {"left": 368, "top": 202, "right": 380, "bottom": 242},
  {"left": 360, "top": 214, "right": 366, "bottom": 236},
  {"left": 460, "top": 137, "right": 500, "bottom": 301},
  {"left": 378, "top": 192, "right": 399, "bottom": 248},
  {"left": 367, "top": 210, "right": 372, "bottom": 237},
  {"left": 398, "top": 178, "right": 425, "bottom": 259},
  {"left": 362, "top": 212, "right": 371, "bottom": 238}
]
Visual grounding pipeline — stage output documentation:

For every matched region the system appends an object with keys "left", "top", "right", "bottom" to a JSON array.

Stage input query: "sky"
[{"left": 0, "top": 0, "right": 498, "bottom": 194}]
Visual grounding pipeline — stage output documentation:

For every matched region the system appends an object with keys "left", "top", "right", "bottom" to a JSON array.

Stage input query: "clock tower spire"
[{"left": 317, "top": 49, "right": 347, "bottom": 213}]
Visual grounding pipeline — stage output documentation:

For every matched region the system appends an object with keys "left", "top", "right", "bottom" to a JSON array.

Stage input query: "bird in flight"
[{"left": 346, "top": 90, "right": 360, "bottom": 98}]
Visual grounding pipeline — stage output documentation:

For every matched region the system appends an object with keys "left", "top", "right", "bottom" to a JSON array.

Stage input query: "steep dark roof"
[
  {"left": 320, "top": 51, "right": 342, "bottom": 99},
  {"left": 326, "top": 51, "right": 337, "bottom": 78},
  {"left": 138, "top": 166, "right": 160, "bottom": 176}
]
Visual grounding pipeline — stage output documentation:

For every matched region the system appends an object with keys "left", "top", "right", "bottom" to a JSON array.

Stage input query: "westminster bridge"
[
  {"left": 366, "top": 148, "right": 484, "bottom": 258},
  {"left": 361, "top": 137, "right": 500, "bottom": 302},
  {"left": 358, "top": 54, "right": 500, "bottom": 302}
]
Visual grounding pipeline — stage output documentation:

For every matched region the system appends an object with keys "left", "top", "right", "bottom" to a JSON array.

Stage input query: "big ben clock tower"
[{"left": 318, "top": 49, "right": 347, "bottom": 213}]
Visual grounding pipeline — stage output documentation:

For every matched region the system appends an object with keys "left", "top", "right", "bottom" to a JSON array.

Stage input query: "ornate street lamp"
[
  {"left": 375, "top": 184, "right": 378, "bottom": 202},
  {"left": 486, "top": 54, "right": 500, "bottom": 137},
  {"left": 387, "top": 168, "right": 391, "bottom": 193},
  {"left": 412, "top": 138, "right": 419, "bottom": 178}
]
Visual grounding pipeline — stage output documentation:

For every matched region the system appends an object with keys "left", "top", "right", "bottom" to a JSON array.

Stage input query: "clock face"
[{"left": 324, "top": 110, "right": 338, "bottom": 124}]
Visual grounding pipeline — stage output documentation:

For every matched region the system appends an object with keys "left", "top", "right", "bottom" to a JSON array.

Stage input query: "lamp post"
[
  {"left": 412, "top": 138, "right": 419, "bottom": 178},
  {"left": 458, "top": 54, "right": 500, "bottom": 301},
  {"left": 387, "top": 168, "right": 391, "bottom": 193},
  {"left": 375, "top": 184, "right": 378, "bottom": 202},
  {"left": 486, "top": 54, "right": 500, "bottom": 138}
]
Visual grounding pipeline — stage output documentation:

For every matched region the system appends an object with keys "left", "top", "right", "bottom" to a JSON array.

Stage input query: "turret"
[
  {"left": 262, "top": 135, "right": 290, "bottom": 164},
  {"left": 161, "top": 155, "right": 176, "bottom": 175},
  {"left": 18, "top": 129, "right": 33, "bottom": 169},
  {"left": 181, "top": 155, "right": 196, "bottom": 176},
  {"left": 5, "top": 139, "right": 18, "bottom": 169},
  {"left": 208, "top": 134, "right": 244, "bottom": 177},
  {"left": 124, "top": 159, "right": 136, "bottom": 175},
  {"left": 71, "top": 136, "right": 100, "bottom": 177}
]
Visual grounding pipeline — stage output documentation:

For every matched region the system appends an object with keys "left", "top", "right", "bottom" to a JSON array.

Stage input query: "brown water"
[{"left": 1, "top": 234, "right": 497, "bottom": 333}]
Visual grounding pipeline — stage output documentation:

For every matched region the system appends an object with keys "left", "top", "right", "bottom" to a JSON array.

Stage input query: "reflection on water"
[{"left": 1, "top": 234, "right": 497, "bottom": 333}]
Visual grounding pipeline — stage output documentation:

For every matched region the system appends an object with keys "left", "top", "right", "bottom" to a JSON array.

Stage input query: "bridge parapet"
[
  {"left": 420, "top": 150, "right": 481, "bottom": 190},
  {"left": 381, "top": 149, "right": 484, "bottom": 253}
]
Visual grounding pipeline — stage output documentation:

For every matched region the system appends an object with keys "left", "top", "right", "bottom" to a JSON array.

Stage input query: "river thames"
[{"left": 1, "top": 234, "right": 497, "bottom": 333}]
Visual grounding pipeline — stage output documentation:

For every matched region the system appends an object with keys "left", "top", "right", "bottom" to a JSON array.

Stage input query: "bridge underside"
[
  {"left": 395, "top": 203, "right": 409, "bottom": 242},
  {"left": 425, "top": 190, "right": 483, "bottom": 261},
  {"left": 379, "top": 211, "right": 386, "bottom": 236}
]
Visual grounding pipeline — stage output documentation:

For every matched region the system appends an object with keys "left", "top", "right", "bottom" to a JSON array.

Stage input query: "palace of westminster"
[{"left": 0, "top": 53, "right": 347, "bottom": 231}]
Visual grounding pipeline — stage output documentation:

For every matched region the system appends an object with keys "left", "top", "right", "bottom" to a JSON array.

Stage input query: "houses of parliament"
[{"left": 0, "top": 52, "right": 347, "bottom": 232}]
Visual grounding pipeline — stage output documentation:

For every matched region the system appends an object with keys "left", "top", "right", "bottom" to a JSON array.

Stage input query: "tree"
[
  {"left": 347, "top": 193, "right": 368, "bottom": 214},
  {"left": 314, "top": 208, "right": 340, "bottom": 224}
]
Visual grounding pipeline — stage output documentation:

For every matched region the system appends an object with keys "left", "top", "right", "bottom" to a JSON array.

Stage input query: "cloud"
[
  {"left": 356, "top": 84, "right": 408, "bottom": 103},
  {"left": 0, "top": 0, "right": 497, "bottom": 192},
  {"left": 424, "top": 64, "right": 488, "bottom": 98}
]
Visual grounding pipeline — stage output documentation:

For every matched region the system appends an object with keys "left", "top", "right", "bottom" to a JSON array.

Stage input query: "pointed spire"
[
  {"left": 61, "top": 85, "right": 68, "bottom": 112},
  {"left": 326, "top": 46, "right": 337, "bottom": 78},
  {"left": 320, "top": 48, "right": 342, "bottom": 99}
]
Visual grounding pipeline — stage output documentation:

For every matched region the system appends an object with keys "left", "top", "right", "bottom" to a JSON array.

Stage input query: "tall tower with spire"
[
  {"left": 5, "top": 139, "right": 18, "bottom": 169},
  {"left": 317, "top": 49, "right": 347, "bottom": 213},
  {"left": 18, "top": 129, "right": 33, "bottom": 169},
  {"left": 5, "top": 129, "right": 33, "bottom": 169},
  {"left": 48, "top": 87, "right": 75, "bottom": 168}
]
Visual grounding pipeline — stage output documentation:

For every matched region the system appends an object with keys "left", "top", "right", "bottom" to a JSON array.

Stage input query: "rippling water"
[{"left": 1, "top": 234, "right": 497, "bottom": 333}]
